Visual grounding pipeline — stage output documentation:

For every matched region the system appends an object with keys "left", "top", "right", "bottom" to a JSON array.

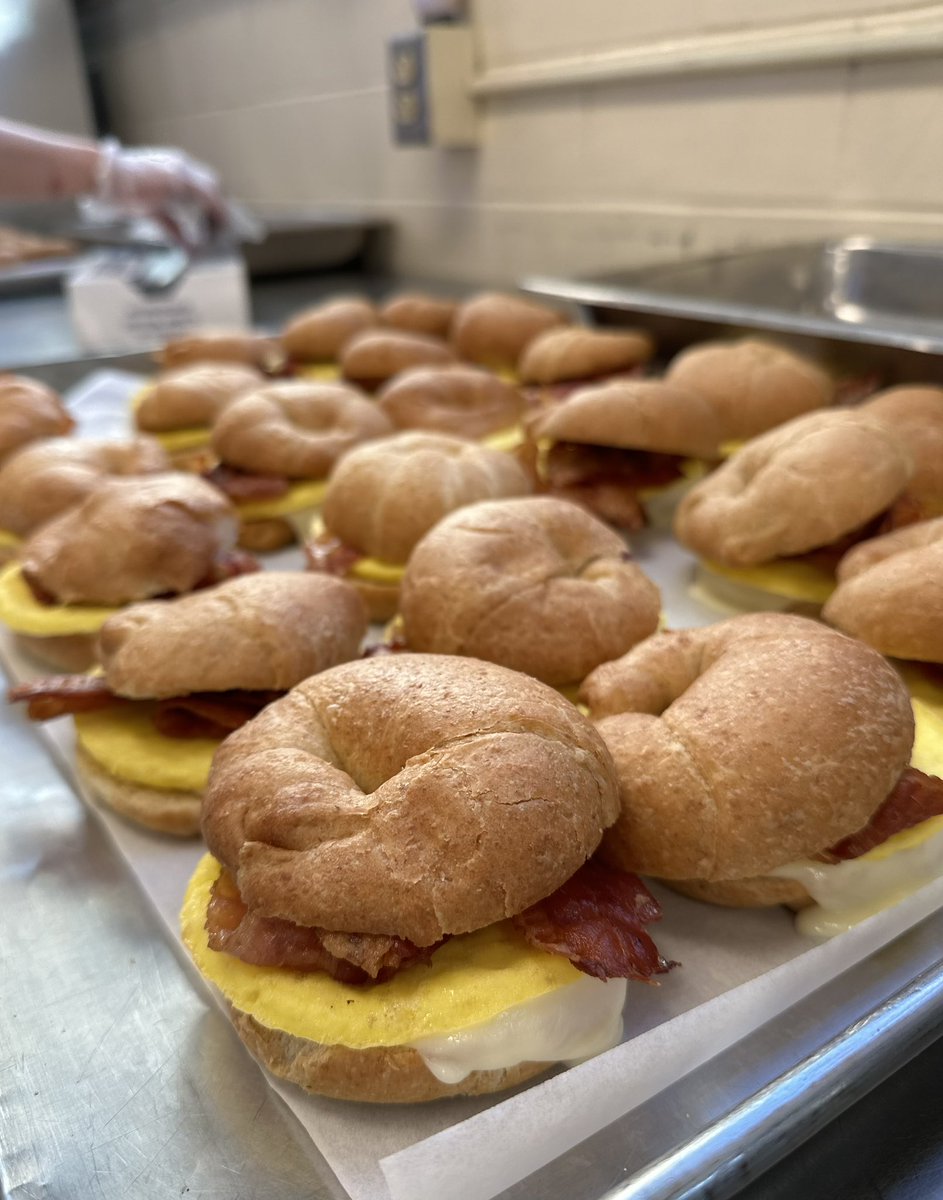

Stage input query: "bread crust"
[
  {"left": 0, "top": 436, "right": 170, "bottom": 537},
  {"left": 340, "top": 330, "right": 455, "bottom": 391},
  {"left": 98, "top": 572, "right": 367, "bottom": 698},
  {"left": 211, "top": 381, "right": 392, "bottom": 478},
  {"left": 666, "top": 875, "right": 811, "bottom": 909},
  {"left": 863, "top": 385, "right": 943, "bottom": 514},
  {"left": 157, "top": 330, "right": 282, "bottom": 372},
  {"left": 321, "top": 431, "right": 533, "bottom": 563},
  {"left": 379, "top": 293, "right": 458, "bottom": 340},
  {"left": 229, "top": 1009, "right": 549, "bottom": 1103},
  {"left": 14, "top": 631, "right": 96, "bottom": 672},
  {"left": 136, "top": 364, "right": 263, "bottom": 432},
  {"left": 76, "top": 743, "right": 201, "bottom": 836},
  {"left": 528, "top": 380, "right": 723, "bottom": 458},
  {"left": 401, "top": 496, "right": 661, "bottom": 685},
  {"left": 674, "top": 410, "right": 914, "bottom": 565},
  {"left": 450, "top": 292, "right": 567, "bottom": 369},
  {"left": 0, "top": 374, "right": 74, "bottom": 463},
  {"left": 518, "top": 328, "right": 654, "bottom": 385},
  {"left": 377, "top": 365, "right": 523, "bottom": 439},
  {"left": 350, "top": 576, "right": 401, "bottom": 623},
  {"left": 580, "top": 613, "right": 914, "bottom": 883},
  {"left": 236, "top": 517, "right": 295, "bottom": 552},
  {"left": 202, "top": 654, "right": 619, "bottom": 944},
  {"left": 824, "top": 516, "right": 943, "bottom": 661},
  {"left": 21, "top": 474, "right": 238, "bottom": 605},
  {"left": 666, "top": 338, "right": 833, "bottom": 440},
  {"left": 280, "top": 299, "right": 377, "bottom": 362}
]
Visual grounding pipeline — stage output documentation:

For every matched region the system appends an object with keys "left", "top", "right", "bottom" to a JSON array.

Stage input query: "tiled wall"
[{"left": 85, "top": 0, "right": 943, "bottom": 282}]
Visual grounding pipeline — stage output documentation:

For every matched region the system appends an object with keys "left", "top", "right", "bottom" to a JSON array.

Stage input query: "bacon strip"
[
  {"left": 305, "top": 535, "right": 363, "bottom": 578},
  {"left": 153, "top": 690, "right": 283, "bottom": 739},
  {"left": 204, "top": 463, "right": 290, "bottom": 502},
  {"left": 512, "top": 859, "right": 676, "bottom": 982},
  {"left": 820, "top": 768, "right": 943, "bottom": 863},
  {"left": 7, "top": 675, "right": 127, "bottom": 720},
  {"left": 545, "top": 442, "right": 685, "bottom": 492}
]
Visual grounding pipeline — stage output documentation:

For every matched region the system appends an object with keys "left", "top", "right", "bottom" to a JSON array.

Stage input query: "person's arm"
[{"left": 0, "top": 119, "right": 100, "bottom": 199}]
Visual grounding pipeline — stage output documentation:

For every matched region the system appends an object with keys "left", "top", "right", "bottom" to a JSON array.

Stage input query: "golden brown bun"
[
  {"left": 236, "top": 517, "right": 296, "bottom": 552},
  {"left": 863, "top": 386, "right": 943, "bottom": 513},
  {"left": 76, "top": 744, "right": 201, "bottom": 836},
  {"left": 401, "top": 496, "right": 661, "bottom": 685},
  {"left": 0, "top": 436, "right": 170, "bottom": 537},
  {"left": 98, "top": 572, "right": 367, "bottom": 698},
  {"left": 340, "top": 330, "right": 455, "bottom": 391},
  {"left": 666, "top": 338, "right": 833, "bottom": 440},
  {"left": 280, "top": 298, "right": 377, "bottom": 362},
  {"left": 377, "top": 365, "right": 523, "bottom": 439},
  {"left": 674, "top": 410, "right": 914, "bottom": 565},
  {"left": 379, "top": 293, "right": 458, "bottom": 340},
  {"left": 156, "top": 330, "right": 283, "bottom": 371},
  {"left": 450, "top": 292, "right": 568, "bottom": 370},
  {"left": 666, "top": 876, "right": 811, "bottom": 908},
  {"left": 529, "top": 380, "right": 723, "bottom": 458},
  {"left": 211, "top": 381, "right": 393, "bottom": 478},
  {"left": 14, "top": 631, "right": 97, "bottom": 672},
  {"left": 580, "top": 613, "right": 913, "bottom": 882},
  {"left": 823, "top": 517, "right": 943, "bottom": 661},
  {"left": 21, "top": 474, "right": 238, "bottom": 605},
  {"left": 203, "top": 654, "right": 619, "bottom": 944},
  {"left": 518, "top": 328, "right": 654, "bottom": 385},
  {"left": 0, "top": 375, "right": 74, "bottom": 463},
  {"left": 321, "top": 431, "right": 533, "bottom": 563},
  {"left": 230, "top": 1009, "right": 549, "bottom": 1103},
  {"left": 136, "top": 364, "right": 263, "bottom": 432}
]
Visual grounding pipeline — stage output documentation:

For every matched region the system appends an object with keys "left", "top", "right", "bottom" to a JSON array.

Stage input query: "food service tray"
[{"left": 2, "top": 359, "right": 943, "bottom": 1200}]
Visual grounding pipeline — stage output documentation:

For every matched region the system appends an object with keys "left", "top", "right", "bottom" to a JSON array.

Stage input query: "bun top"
[
  {"left": 321, "top": 431, "right": 533, "bottom": 563},
  {"left": 211, "top": 381, "right": 393, "bottom": 478},
  {"left": 863, "top": 386, "right": 943, "bottom": 514},
  {"left": 823, "top": 517, "right": 943, "bottom": 662},
  {"left": 379, "top": 293, "right": 458, "bottom": 339},
  {"left": 580, "top": 613, "right": 914, "bottom": 881},
  {"left": 674, "top": 409, "right": 913, "bottom": 565},
  {"left": 136, "top": 363, "right": 263, "bottom": 432},
  {"left": 0, "top": 436, "right": 170, "bottom": 537},
  {"left": 401, "top": 496, "right": 661, "bottom": 685},
  {"left": 202, "top": 653, "right": 619, "bottom": 944},
  {"left": 377, "top": 365, "right": 523, "bottom": 439},
  {"left": 98, "top": 572, "right": 367, "bottom": 698},
  {"left": 666, "top": 338, "right": 833, "bottom": 441},
  {"left": 450, "top": 292, "right": 568, "bottom": 369},
  {"left": 340, "top": 330, "right": 455, "bottom": 391},
  {"left": 529, "top": 380, "right": 723, "bottom": 458},
  {"left": 280, "top": 298, "right": 376, "bottom": 362},
  {"left": 156, "top": 330, "right": 283, "bottom": 372},
  {"left": 0, "top": 375, "right": 74, "bottom": 464},
  {"left": 21, "top": 473, "right": 238, "bottom": 605},
  {"left": 518, "top": 327, "right": 654, "bottom": 385}
]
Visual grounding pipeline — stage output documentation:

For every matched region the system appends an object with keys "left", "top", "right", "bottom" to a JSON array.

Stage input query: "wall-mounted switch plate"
[{"left": 388, "top": 27, "right": 478, "bottom": 148}]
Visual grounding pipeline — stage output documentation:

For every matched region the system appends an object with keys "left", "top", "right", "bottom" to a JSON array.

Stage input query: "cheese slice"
[
  {"left": 131, "top": 387, "right": 210, "bottom": 452},
  {"left": 0, "top": 563, "right": 119, "bottom": 635},
  {"left": 0, "top": 527, "right": 21, "bottom": 550},
  {"left": 295, "top": 362, "right": 342, "bottom": 382},
  {"left": 75, "top": 705, "right": 218, "bottom": 792},
  {"left": 481, "top": 425, "right": 526, "bottom": 454},
  {"left": 694, "top": 558, "right": 836, "bottom": 609},
  {"left": 309, "top": 516, "right": 406, "bottom": 584},
  {"left": 236, "top": 478, "right": 328, "bottom": 521},
  {"left": 719, "top": 439, "right": 745, "bottom": 458}
]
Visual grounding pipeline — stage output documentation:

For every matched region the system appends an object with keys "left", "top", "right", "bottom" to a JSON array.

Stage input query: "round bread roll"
[
  {"left": 0, "top": 374, "right": 74, "bottom": 464},
  {"left": 321, "top": 431, "right": 534, "bottom": 565},
  {"left": 580, "top": 613, "right": 914, "bottom": 895},
  {"left": 863, "top": 385, "right": 943, "bottom": 515},
  {"left": 211, "top": 381, "right": 393, "bottom": 478},
  {"left": 21, "top": 473, "right": 238, "bottom": 606},
  {"left": 666, "top": 338, "right": 833, "bottom": 441},
  {"left": 340, "top": 329, "right": 455, "bottom": 391},
  {"left": 377, "top": 365, "right": 523, "bottom": 439},
  {"left": 528, "top": 380, "right": 723, "bottom": 458},
  {"left": 450, "top": 292, "right": 568, "bottom": 370},
  {"left": 76, "top": 743, "right": 202, "bottom": 837},
  {"left": 518, "top": 327, "right": 654, "bottom": 385},
  {"left": 823, "top": 517, "right": 943, "bottom": 661},
  {"left": 401, "top": 497, "right": 661, "bottom": 685},
  {"left": 203, "top": 654, "right": 619, "bottom": 944},
  {"left": 157, "top": 330, "right": 282, "bottom": 371},
  {"left": 13, "top": 630, "right": 100, "bottom": 673},
  {"left": 136, "top": 363, "right": 263, "bottom": 432},
  {"left": 674, "top": 409, "right": 914, "bottom": 565},
  {"left": 379, "top": 293, "right": 458, "bottom": 339},
  {"left": 280, "top": 298, "right": 377, "bottom": 362},
  {"left": 0, "top": 436, "right": 170, "bottom": 537}
]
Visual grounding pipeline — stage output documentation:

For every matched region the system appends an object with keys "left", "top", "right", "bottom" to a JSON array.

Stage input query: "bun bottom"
[
  {"left": 229, "top": 1008, "right": 551, "bottom": 1103},
  {"left": 75, "top": 744, "right": 202, "bottom": 837},
  {"left": 237, "top": 517, "right": 296, "bottom": 552},
  {"left": 14, "top": 631, "right": 97, "bottom": 672},
  {"left": 666, "top": 875, "right": 811, "bottom": 909},
  {"left": 352, "top": 577, "right": 401, "bottom": 623}
]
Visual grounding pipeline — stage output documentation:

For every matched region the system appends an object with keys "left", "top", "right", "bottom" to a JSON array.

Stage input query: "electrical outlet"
[{"left": 388, "top": 27, "right": 478, "bottom": 148}]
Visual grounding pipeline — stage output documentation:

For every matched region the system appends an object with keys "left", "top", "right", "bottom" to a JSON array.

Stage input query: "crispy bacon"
[
  {"left": 545, "top": 442, "right": 685, "bottom": 493},
  {"left": 522, "top": 368, "right": 647, "bottom": 409},
  {"left": 877, "top": 491, "right": 932, "bottom": 536},
  {"left": 204, "top": 463, "right": 290, "bottom": 503},
  {"left": 819, "top": 768, "right": 943, "bottom": 863},
  {"left": 553, "top": 482, "right": 647, "bottom": 532},
  {"left": 305, "top": 535, "right": 363, "bottom": 577},
  {"left": 197, "top": 549, "right": 261, "bottom": 587},
  {"left": 205, "top": 871, "right": 438, "bottom": 983},
  {"left": 512, "top": 859, "right": 675, "bottom": 982},
  {"left": 153, "top": 690, "right": 282, "bottom": 739},
  {"left": 7, "top": 675, "right": 128, "bottom": 720}
]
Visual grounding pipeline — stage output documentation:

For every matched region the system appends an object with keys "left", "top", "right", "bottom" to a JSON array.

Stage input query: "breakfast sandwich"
[
  {"left": 517, "top": 327, "right": 655, "bottom": 406},
  {"left": 376, "top": 364, "right": 525, "bottom": 453},
  {"left": 156, "top": 329, "right": 284, "bottom": 373},
  {"left": 0, "top": 374, "right": 74, "bottom": 467},
  {"left": 339, "top": 329, "right": 456, "bottom": 393},
  {"left": 280, "top": 298, "right": 377, "bottom": 379},
  {"left": 450, "top": 292, "right": 568, "bottom": 375},
  {"left": 379, "top": 292, "right": 458, "bottom": 339}
]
